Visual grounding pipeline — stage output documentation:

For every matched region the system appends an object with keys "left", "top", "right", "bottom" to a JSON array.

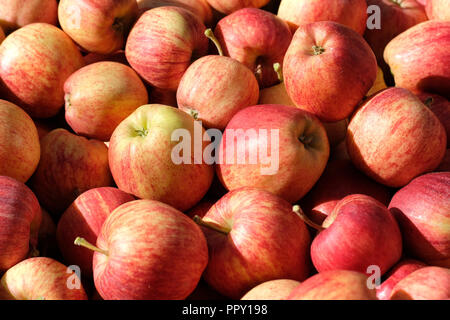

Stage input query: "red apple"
[
  {"left": 0, "top": 176, "right": 41, "bottom": 272},
  {"left": 0, "top": 257, "right": 87, "bottom": 300},
  {"left": 75, "top": 199, "right": 208, "bottom": 300},
  {"left": 347, "top": 87, "right": 447, "bottom": 187},
  {"left": 214, "top": 8, "right": 292, "bottom": 88},
  {"left": 241, "top": 279, "right": 300, "bottom": 300},
  {"left": 56, "top": 187, "right": 135, "bottom": 276},
  {"left": 195, "top": 187, "right": 311, "bottom": 299},
  {"left": 389, "top": 172, "right": 450, "bottom": 267},
  {"left": 206, "top": 0, "right": 270, "bottom": 15},
  {"left": 30, "top": 128, "right": 114, "bottom": 215},
  {"left": 426, "top": 0, "right": 450, "bottom": 21},
  {"left": 125, "top": 6, "right": 208, "bottom": 91},
  {"left": 287, "top": 270, "right": 377, "bottom": 300},
  {"left": 283, "top": 21, "right": 377, "bottom": 122},
  {"left": 58, "top": 0, "right": 139, "bottom": 54},
  {"left": 0, "top": 23, "right": 84, "bottom": 118},
  {"left": 217, "top": 104, "right": 330, "bottom": 203},
  {"left": 384, "top": 20, "right": 450, "bottom": 99}
]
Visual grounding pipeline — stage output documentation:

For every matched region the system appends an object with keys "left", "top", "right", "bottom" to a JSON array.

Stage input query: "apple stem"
[
  {"left": 273, "top": 63, "right": 283, "bottom": 83},
  {"left": 193, "top": 215, "right": 230, "bottom": 235},
  {"left": 205, "top": 29, "right": 224, "bottom": 57},
  {"left": 74, "top": 237, "right": 109, "bottom": 256},
  {"left": 292, "top": 205, "right": 325, "bottom": 231}
]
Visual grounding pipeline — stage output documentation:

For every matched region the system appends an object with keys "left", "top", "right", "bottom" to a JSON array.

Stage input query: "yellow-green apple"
[
  {"left": 64, "top": 61, "right": 149, "bottom": 141},
  {"left": 287, "top": 270, "right": 378, "bottom": 300},
  {"left": 0, "top": 257, "right": 87, "bottom": 300},
  {"left": 389, "top": 172, "right": 450, "bottom": 267},
  {"left": 37, "top": 209, "right": 57, "bottom": 259},
  {"left": 58, "top": 0, "right": 139, "bottom": 54},
  {"left": 0, "top": 99, "right": 40, "bottom": 183},
  {"left": 0, "top": 0, "right": 57, "bottom": 34},
  {"left": 125, "top": 6, "right": 208, "bottom": 91},
  {"left": 241, "top": 279, "right": 300, "bottom": 300},
  {"left": 0, "top": 176, "right": 41, "bottom": 272},
  {"left": 108, "top": 104, "right": 214, "bottom": 211},
  {"left": 390, "top": 266, "right": 450, "bottom": 300},
  {"left": 194, "top": 187, "right": 311, "bottom": 299},
  {"left": 426, "top": 0, "right": 450, "bottom": 21},
  {"left": 214, "top": 8, "right": 292, "bottom": 88},
  {"left": 283, "top": 21, "right": 377, "bottom": 122},
  {"left": 300, "top": 158, "right": 391, "bottom": 225},
  {"left": 0, "top": 23, "right": 84, "bottom": 118},
  {"left": 347, "top": 88, "right": 447, "bottom": 187},
  {"left": 376, "top": 259, "right": 427, "bottom": 300},
  {"left": 74, "top": 199, "right": 208, "bottom": 300},
  {"left": 56, "top": 187, "right": 135, "bottom": 277},
  {"left": 309, "top": 194, "right": 402, "bottom": 276},
  {"left": 384, "top": 21, "right": 450, "bottom": 99},
  {"left": 30, "top": 128, "right": 114, "bottom": 216},
  {"left": 278, "top": 0, "right": 367, "bottom": 34},
  {"left": 217, "top": 104, "right": 329, "bottom": 203},
  {"left": 83, "top": 50, "right": 129, "bottom": 66},
  {"left": 366, "top": 67, "right": 388, "bottom": 97},
  {"left": 206, "top": 0, "right": 270, "bottom": 15}
]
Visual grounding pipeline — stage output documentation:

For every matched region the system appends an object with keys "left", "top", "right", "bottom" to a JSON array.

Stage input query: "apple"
[
  {"left": 390, "top": 266, "right": 450, "bottom": 300},
  {"left": 30, "top": 128, "right": 114, "bottom": 216},
  {"left": 56, "top": 187, "right": 135, "bottom": 277},
  {"left": 125, "top": 6, "right": 208, "bottom": 91},
  {"left": 64, "top": 61, "right": 149, "bottom": 141},
  {"left": 308, "top": 194, "right": 402, "bottom": 276},
  {"left": 384, "top": 20, "right": 450, "bottom": 99},
  {"left": 58, "top": 0, "right": 139, "bottom": 54},
  {"left": 241, "top": 279, "right": 301, "bottom": 300},
  {"left": 389, "top": 172, "right": 450, "bottom": 267},
  {"left": 195, "top": 187, "right": 311, "bottom": 299},
  {"left": 108, "top": 104, "right": 214, "bottom": 211},
  {"left": 0, "top": 23, "right": 84, "bottom": 118},
  {"left": 74, "top": 199, "right": 208, "bottom": 300},
  {"left": 426, "top": 0, "right": 450, "bottom": 21},
  {"left": 366, "top": 67, "right": 388, "bottom": 97},
  {"left": 217, "top": 104, "right": 330, "bottom": 203},
  {"left": 278, "top": 0, "right": 367, "bottom": 34},
  {"left": 347, "top": 87, "right": 447, "bottom": 187},
  {"left": 214, "top": 8, "right": 292, "bottom": 88},
  {"left": 287, "top": 270, "right": 377, "bottom": 300},
  {"left": 206, "top": 0, "right": 270, "bottom": 15},
  {"left": 0, "top": 176, "right": 41, "bottom": 272},
  {"left": 0, "top": 257, "right": 87, "bottom": 300},
  {"left": 377, "top": 259, "right": 427, "bottom": 300},
  {"left": 0, "top": 99, "right": 40, "bottom": 183},
  {"left": 0, "top": 0, "right": 57, "bottom": 34}
]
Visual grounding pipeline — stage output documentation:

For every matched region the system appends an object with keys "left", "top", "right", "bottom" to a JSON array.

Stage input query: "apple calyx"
[
  {"left": 424, "top": 97, "right": 434, "bottom": 107},
  {"left": 299, "top": 134, "right": 314, "bottom": 148},
  {"left": 193, "top": 215, "right": 231, "bottom": 235},
  {"left": 274, "top": 63, "right": 283, "bottom": 83},
  {"left": 74, "top": 237, "right": 109, "bottom": 256},
  {"left": 205, "top": 29, "right": 224, "bottom": 57},
  {"left": 134, "top": 128, "right": 149, "bottom": 137},
  {"left": 312, "top": 45, "right": 325, "bottom": 56},
  {"left": 112, "top": 17, "right": 124, "bottom": 34},
  {"left": 292, "top": 205, "right": 326, "bottom": 231}
]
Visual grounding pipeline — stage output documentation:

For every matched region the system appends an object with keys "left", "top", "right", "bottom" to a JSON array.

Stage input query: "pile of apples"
[{"left": 0, "top": 0, "right": 449, "bottom": 301}]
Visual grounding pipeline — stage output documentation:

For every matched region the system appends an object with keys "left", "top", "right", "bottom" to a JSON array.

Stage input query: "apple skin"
[
  {"left": 0, "top": 99, "right": 40, "bottom": 183},
  {"left": 206, "top": 0, "right": 270, "bottom": 15},
  {"left": 0, "top": 257, "right": 88, "bottom": 300},
  {"left": 58, "top": 0, "right": 139, "bottom": 54},
  {"left": 30, "top": 128, "right": 114, "bottom": 216},
  {"left": 64, "top": 61, "right": 149, "bottom": 141},
  {"left": 214, "top": 8, "right": 292, "bottom": 88},
  {"left": 177, "top": 55, "right": 260, "bottom": 130},
  {"left": 426, "top": 0, "right": 450, "bottom": 21},
  {"left": 92, "top": 199, "right": 208, "bottom": 300},
  {"left": 56, "top": 187, "right": 135, "bottom": 277},
  {"left": 0, "top": 23, "right": 84, "bottom": 118},
  {"left": 287, "top": 270, "right": 377, "bottom": 300},
  {"left": 125, "top": 6, "right": 208, "bottom": 91},
  {"left": 0, "top": 176, "right": 42, "bottom": 272},
  {"left": 200, "top": 187, "right": 311, "bottom": 299},
  {"left": 283, "top": 21, "right": 377, "bottom": 122},
  {"left": 384, "top": 21, "right": 450, "bottom": 99},
  {"left": 377, "top": 259, "right": 427, "bottom": 300},
  {"left": 0, "top": 0, "right": 57, "bottom": 34},
  {"left": 241, "top": 279, "right": 300, "bottom": 300},
  {"left": 347, "top": 87, "right": 447, "bottom": 187},
  {"left": 217, "top": 104, "right": 330, "bottom": 203},
  {"left": 311, "top": 194, "right": 402, "bottom": 276},
  {"left": 278, "top": 0, "right": 367, "bottom": 34},
  {"left": 389, "top": 172, "right": 450, "bottom": 268},
  {"left": 108, "top": 104, "right": 214, "bottom": 212},
  {"left": 390, "top": 266, "right": 450, "bottom": 300}
]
